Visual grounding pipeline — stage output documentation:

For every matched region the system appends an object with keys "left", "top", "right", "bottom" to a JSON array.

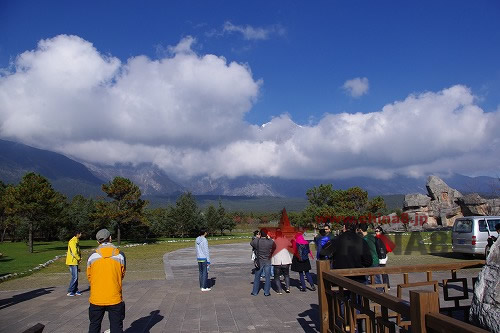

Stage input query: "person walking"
[
  {"left": 196, "top": 228, "right": 211, "bottom": 291},
  {"left": 375, "top": 226, "right": 391, "bottom": 290},
  {"left": 250, "top": 229, "right": 274, "bottom": 296},
  {"left": 271, "top": 230, "right": 292, "bottom": 294},
  {"left": 65, "top": 230, "right": 82, "bottom": 296},
  {"left": 87, "top": 229, "right": 126, "bottom": 333},
  {"left": 291, "top": 233, "right": 315, "bottom": 292}
]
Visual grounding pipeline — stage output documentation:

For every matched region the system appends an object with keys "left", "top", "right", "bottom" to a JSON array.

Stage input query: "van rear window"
[
  {"left": 487, "top": 219, "right": 500, "bottom": 231},
  {"left": 479, "top": 220, "right": 488, "bottom": 232},
  {"left": 454, "top": 219, "right": 472, "bottom": 233}
]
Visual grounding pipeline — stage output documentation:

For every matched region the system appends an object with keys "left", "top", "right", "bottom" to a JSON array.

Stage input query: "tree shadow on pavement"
[
  {"left": 297, "top": 303, "right": 320, "bottom": 333},
  {"left": 125, "top": 310, "right": 164, "bottom": 333},
  {"left": 0, "top": 287, "right": 55, "bottom": 310}
]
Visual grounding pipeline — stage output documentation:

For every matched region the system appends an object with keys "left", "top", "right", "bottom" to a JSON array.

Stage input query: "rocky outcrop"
[
  {"left": 486, "top": 198, "right": 500, "bottom": 216},
  {"left": 469, "top": 239, "right": 500, "bottom": 332},
  {"left": 403, "top": 175, "right": 497, "bottom": 227},
  {"left": 458, "top": 194, "right": 489, "bottom": 216},
  {"left": 426, "top": 175, "right": 463, "bottom": 203},
  {"left": 404, "top": 193, "right": 431, "bottom": 208}
]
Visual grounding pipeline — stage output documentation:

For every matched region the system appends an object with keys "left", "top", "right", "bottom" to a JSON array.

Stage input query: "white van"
[{"left": 452, "top": 216, "right": 500, "bottom": 256}]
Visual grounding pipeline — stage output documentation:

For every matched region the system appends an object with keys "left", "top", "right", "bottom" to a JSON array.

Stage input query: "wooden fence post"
[
  {"left": 317, "top": 259, "right": 330, "bottom": 333},
  {"left": 409, "top": 290, "right": 439, "bottom": 333}
]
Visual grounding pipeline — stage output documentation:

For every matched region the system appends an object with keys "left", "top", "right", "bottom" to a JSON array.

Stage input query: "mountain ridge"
[{"left": 0, "top": 139, "right": 497, "bottom": 202}]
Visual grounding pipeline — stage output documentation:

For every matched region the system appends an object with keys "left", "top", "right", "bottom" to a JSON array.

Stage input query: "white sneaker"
[
  {"left": 104, "top": 330, "right": 111, "bottom": 333},
  {"left": 201, "top": 288, "right": 212, "bottom": 291}
]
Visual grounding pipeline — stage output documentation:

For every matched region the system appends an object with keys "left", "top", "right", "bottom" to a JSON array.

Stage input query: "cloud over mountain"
[{"left": 0, "top": 35, "right": 499, "bottom": 181}]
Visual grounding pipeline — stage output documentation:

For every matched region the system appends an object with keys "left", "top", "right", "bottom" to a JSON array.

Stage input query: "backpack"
[
  {"left": 375, "top": 237, "right": 387, "bottom": 259},
  {"left": 297, "top": 243, "right": 309, "bottom": 261},
  {"left": 317, "top": 236, "right": 331, "bottom": 259}
]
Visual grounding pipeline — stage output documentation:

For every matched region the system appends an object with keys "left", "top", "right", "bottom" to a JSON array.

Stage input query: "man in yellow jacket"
[
  {"left": 65, "top": 230, "right": 82, "bottom": 296},
  {"left": 87, "top": 228, "right": 126, "bottom": 333}
]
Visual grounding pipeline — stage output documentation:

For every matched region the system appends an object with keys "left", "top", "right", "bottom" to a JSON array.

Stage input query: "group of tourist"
[
  {"left": 318, "top": 221, "right": 393, "bottom": 288},
  {"left": 62, "top": 221, "right": 394, "bottom": 332},
  {"left": 247, "top": 221, "right": 393, "bottom": 296},
  {"left": 250, "top": 229, "right": 317, "bottom": 296}
]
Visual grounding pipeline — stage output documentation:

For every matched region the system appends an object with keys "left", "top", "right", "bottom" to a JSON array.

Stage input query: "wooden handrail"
[
  {"left": 322, "top": 270, "right": 411, "bottom": 317},
  {"left": 410, "top": 290, "right": 440, "bottom": 333},
  {"left": 426, "top": 313, "right": 488, "bottom": 333},
  {"left": 330, "top": 260, "right": 484, "bottom": 276},
  {"left": 317, "top": 260, "right": 489, "bottom": 333}
]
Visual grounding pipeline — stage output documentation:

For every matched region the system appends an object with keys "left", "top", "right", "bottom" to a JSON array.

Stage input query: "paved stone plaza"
[
  {"left": 0, "top": 242, "right": 482, "bottom": 333},
  {"left": 0, "top": 243, "right": 321, "bottom": 333}
]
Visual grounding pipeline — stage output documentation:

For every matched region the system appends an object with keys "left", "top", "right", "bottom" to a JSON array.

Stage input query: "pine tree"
[
  {"left": 96, "top": 177, "right": 148, "bottom": 245},
  {"left": 3, "top": 173, "right": 64, "bottom": 252}
]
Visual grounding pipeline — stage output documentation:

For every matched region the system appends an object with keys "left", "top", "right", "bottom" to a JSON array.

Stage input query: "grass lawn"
[
  {"left": 0, "top": 230, "right": 479, "bottom": 291},
  {"left": 0, "top": 236, "right": 251, "bottom": 290},
  {"left": 0, "top": 239, "right": 114, "bottom": 277}
]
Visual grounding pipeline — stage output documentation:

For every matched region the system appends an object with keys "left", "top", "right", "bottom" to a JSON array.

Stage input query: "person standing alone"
[
  {"left": 196, "top": 228, "right": 211, "bottom": 291},
  {"left": 87, "top": 229, "right": 126, "bottom": 333},
  {"left": 65, "top": 230, "right": 82, "bottom": 296}
]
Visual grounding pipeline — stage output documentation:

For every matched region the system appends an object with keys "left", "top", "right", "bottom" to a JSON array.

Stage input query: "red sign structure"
[{"left": 265, "top": 208, "right": 305, "bottom": 240}]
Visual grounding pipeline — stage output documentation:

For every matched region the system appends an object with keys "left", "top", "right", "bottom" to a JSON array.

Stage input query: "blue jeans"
[
  {"left": 198, "top": 261, "right": 209, "bottom": 288},
  {"left": 67, "top": 265, "right": 78, "bottom": 293},
  {"left": 252, "top": 263, "right": 271, "bottom": 295},
  {"left": 299, "top": 271, "right": 314, "bottom": 289},
  {"left": 369, "top": 273, "right": 383, "bottom": 285},
  {"left": 261, "top": 265, "right": 274, "bottom": 278},
  {"left": 379, "top": 264, "right": 390, "bottom": 288}
]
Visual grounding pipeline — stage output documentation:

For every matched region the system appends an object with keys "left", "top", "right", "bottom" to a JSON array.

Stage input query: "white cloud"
[
  {"left": 1, "top": 35, "right": 499, "bottom": 181},
  {"left": 0, "top": 35, "right": 260, "bottom": 149},
  {"left": 222, "top": 21, "right": 285, "bottom": 40},
  {"left": 342, "top": 77, "right": 369, "bottom": 98}
]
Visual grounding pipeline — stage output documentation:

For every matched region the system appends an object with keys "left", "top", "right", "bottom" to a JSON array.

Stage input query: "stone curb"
[{"left": 0, "top": 254, "right": 65, "bottom": 282}]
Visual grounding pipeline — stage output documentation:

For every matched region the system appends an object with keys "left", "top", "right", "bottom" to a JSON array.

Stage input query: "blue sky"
[{"left": 1, "top": 1, "right": 499, "bottom": 180}]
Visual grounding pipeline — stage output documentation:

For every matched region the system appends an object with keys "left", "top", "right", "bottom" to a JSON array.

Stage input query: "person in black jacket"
[
  {"left": 375, "top": 226, "right": 390, "bottom": 290},
  {"left": 319, "top": 221, "right": 372, "bottom": 332},
  {"left": 319, "top": 221, "right": 372, "bottom": 283},
  {"left": 250, "top": 229, "right": 275, "bottom": 296}
]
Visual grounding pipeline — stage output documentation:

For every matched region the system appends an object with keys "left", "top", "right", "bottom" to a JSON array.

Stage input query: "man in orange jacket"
[{"left": 87, "top": 229, "right": 126, "bottom": 333}]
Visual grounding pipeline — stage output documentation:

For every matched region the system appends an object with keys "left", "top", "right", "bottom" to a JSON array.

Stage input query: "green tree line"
[
  {"left": 0, "top": 173, "right": 387, "bottom": 253},
  {"left": 0, "top": 173, "right": 236, "bottom": 252}
]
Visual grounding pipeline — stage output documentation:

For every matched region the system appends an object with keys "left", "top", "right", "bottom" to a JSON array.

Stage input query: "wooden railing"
[{"left": 316, "top": 260, "right": 488, "bottom": 333}]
